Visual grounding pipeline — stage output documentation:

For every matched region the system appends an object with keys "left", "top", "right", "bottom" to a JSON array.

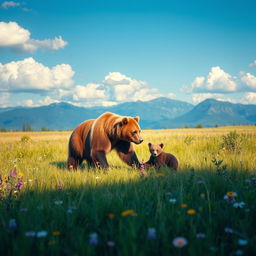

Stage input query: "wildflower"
[
  {"left": 108, "top": 213, "right": 115, "bottom": 219},
  {"left": 25, "top": 231, "right": 36, "bottom": 237},
  {"left": 169, "top": 198, "right": 177, "bottom": 204},
  {"left": 196, "top": 180, "right": 205, "bottom": 185},
  {"left": 36, "top": 230, "right": 48, "bottom": 238},
  {"left": 196, "top": 233, "right": 206, "bottom": 239},
  {"left": 238, "top": 239, "right": 248, "bottom": 246},
  {"left": 181, "top": 204, "right": 187, "bottom": 208},
  {"left": 235, "top": 250, "right": 244, "bottom": 255},
  {"left": 226, "top": 192, "right": 237, "bottom": 198},
  {"left": 224, "top": 227, "right": 234, "bottom": 234},
  {"left": 224, "top": 192, "right": 237, "bottom": 203},
  {"left": 17, "top": 172, "right": 24, "bottom": 178},
  {"left": 187, "top": 209, "right": 196, "bottom": 215},
  {"left": 52, "top": 231, "right": 61, "bottom": 236},
  {"left": 155, "top": 173, "right": 165, "bottom": 177},
  {"left": 54, "top": 200, "right": 63, "bottom": 205},
  {"left": 121, "top": 209, "right": 137, "bottom": 216},
  {"left": 10, "top": 169, "right": 17, "bottom": 178},
  {"left": 233, "top": 202, "right": 245, "bottom": 209},
  {"left": 67, "top": 206, "right": 77, "bottom": 213},
  {"left": 89, "top": 232, "right": 98, "bottom": 246},
  {"left": 147, "top": 228, "right": 156, "bottom": 239},
  {"left": 95, "top": 176, "right": 100, "bottom": 180},
  {"left": 107, "top": 241, "right": 115, "bottom": 247},
  {"left": 172, "top": 237, "right": 188, "bottom": 248},
  {"left": 16, "top": 179, "right": 24, "bottom": 190},
  {"left": 8, "top": 219, "right": 17, "bottom": 229},
  {"left": 200, "top": 193, "right": 206, "bottom": 199}
]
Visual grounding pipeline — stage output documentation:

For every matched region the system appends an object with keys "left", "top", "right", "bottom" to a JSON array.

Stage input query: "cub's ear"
[
  {"left": 122, "top": 117, "right": 128, "bottom": 125},
  {"left": 148, "top": 142, "right": 152, "bottom": 147},
  {"left": 134, "top": 116, "right": 140, "bottom": 123},
  {"left": 159, "top": 143, "right": 164, "bottom": 148}
]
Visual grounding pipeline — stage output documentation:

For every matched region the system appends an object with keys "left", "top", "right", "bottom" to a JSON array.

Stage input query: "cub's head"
[
  {"left": 118, "top": 116, "right": 143, "bottom": 144},
  {"left": 148, "top": 142, "right": 164, "bottom": 157}
]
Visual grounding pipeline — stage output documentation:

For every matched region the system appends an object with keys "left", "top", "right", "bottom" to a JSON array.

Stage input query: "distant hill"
[
  {"left": 156, "top": 98, "right": 256, "bottom": 128},
  {"left": 0, "top": 97, "right": 193, "bottom": 130}
]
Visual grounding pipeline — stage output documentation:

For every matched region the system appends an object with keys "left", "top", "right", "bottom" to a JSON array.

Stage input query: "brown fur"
[
  {"left": 67, "top": 112, "right": 143, "bottom": 170},
  {"left": 145, "top": 142, "right": 178, "bottom": 170}
]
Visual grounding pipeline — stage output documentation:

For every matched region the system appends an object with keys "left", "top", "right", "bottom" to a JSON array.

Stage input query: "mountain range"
[{"left": 0, "top": 97, "right": 255, "bottom": 130}]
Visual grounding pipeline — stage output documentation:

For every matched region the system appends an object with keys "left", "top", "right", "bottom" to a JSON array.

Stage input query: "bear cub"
[{"left": 145, "top": 142, "right": 178, "bottom": 170}]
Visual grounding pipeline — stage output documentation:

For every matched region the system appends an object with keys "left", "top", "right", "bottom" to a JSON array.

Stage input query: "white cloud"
[
  {"left": 167, "top": 92, "right": 176, "bottom": 99},
  {"left": 191, "top": 93, "right": 237, "bottom": 104},
  {"left": 0, "top": 58, "right": 74, "bottom": 92},
  {"left": 249, "top": 60, "right": 256, "bottom": 68},
  {"left": 73, "top": 83, "right": 107, "bottom": 101},
  {"left": 1, "top": 1, "right": 20, "bottom": 9},
  {"left": 103, "top": 72, "right": 161, "bottom": 102},
  {"left": 240, "top": 72, "right": 256, "bottom": 91},
  {"left": 191, "top": 66, "right": 237, "bottom": 93},
  {"left": 0, "top": 21, "right": 67, "bottom": 52},
  {"left": 0, "top": 92, "right": 11, "bottom": 107},
  {"left": 241, "top": 92, "right": 256, "bottom": 104}
]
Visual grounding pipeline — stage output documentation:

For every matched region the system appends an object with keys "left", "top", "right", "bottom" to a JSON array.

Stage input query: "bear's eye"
[{"left": 132, "top": 130, "right": 137, "bottom": 135}]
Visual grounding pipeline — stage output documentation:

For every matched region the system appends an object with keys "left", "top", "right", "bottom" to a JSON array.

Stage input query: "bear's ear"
[
  {"left": 134, "top": 116, "right": 140, "bottom": 123},
  {"left": 159, "top": 143, "right": 164, "bottom": 148},
  {"left": 148, "top": 142, "right": 152, "bottom": 147},
  {"left": 122, "top": 117, "right": 128, "bottom": 125}
]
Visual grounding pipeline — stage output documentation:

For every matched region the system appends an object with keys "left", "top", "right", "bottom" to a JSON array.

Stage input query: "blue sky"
[{"left": 0, "top": 0, "right": 256, "bottom": 107}]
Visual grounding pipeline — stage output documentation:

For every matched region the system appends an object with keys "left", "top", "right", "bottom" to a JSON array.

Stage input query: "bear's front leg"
[
  {"left": 91, "top": 150, "right": 109, "bottom": 169},
  {"left": 115, "top": 141, "right": 140, "bottom": 168}
]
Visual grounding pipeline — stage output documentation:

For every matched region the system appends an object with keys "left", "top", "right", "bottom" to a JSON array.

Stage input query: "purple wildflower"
[
  {"left": 89, "top": 232, "right": 98, "bottom": 246},
  {"left": 224, "top": 227, "right": 234, "bottom": 234},
  {"left": 147, "top": 228, "right": 156, "bottom": 239},
  {"left": 196, "top": 233, "right": 206, "bottom": 239},
  {"left": 16, "top": 179, "right": 24, "bottom": 190},
  {"left": 9, "top": 219, "right": 17, "bottom": 229},
  {"left": 107, "top": 241, "right": 115, "bottom": 247},
  {"left": 10, "top": 169, "right": 17, "bottom": 178},
  {"left": 224, "top": 195, "right": 236, "bottom": 204},
  {"left": 196, "top": 180, "right": 205, "bottom": 185},
  {"left": 25, "top": 231, "right": 36, "bottom": 237}
]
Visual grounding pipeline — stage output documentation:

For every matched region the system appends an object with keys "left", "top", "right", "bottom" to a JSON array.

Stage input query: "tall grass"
[{"left": 0, "top": 126, "right": 256, "bottom": 255}]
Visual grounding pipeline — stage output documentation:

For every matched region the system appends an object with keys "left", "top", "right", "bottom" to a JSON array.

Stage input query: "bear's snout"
[{"left": 139, "top": 139, "right": 143, "bottom": 144}]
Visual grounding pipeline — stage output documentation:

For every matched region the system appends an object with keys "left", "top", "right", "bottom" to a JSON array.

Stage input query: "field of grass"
[{"left": 0, "top": 126, "right": 256, "bottom": 255}]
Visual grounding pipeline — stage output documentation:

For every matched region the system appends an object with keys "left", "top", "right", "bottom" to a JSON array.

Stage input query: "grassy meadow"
[{"left": 0, "top": 126, "right": 256, "bottom": 255}]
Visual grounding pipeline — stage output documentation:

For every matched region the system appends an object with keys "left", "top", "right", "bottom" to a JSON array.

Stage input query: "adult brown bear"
[{"left": 67, "top": 112, "right": 143, "bottom": 169}]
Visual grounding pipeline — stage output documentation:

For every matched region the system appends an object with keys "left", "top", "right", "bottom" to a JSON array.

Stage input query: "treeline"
[{"left": 0, "top": 122, "right": 51, "bottom": 132}]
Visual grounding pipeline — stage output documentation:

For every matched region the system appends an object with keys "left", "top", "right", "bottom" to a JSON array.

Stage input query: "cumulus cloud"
[
  {"left": 0, "top": 21, "right": 67, "bottom": 52},
  {"left": 73, "top": 83, "right": 107, "bottom": 101},
  {"left": 103, "top": 72, "right": 162, "bottom": 102},
  {"left": 191, "top": 93, "right": 237, "bottom": 104},
  {"left": 249, "top": 60, "right": 256, "bottom": 68},
  {"left": 0, "top": 58, "right": 74, "bottom": 92},
  {"left": 191, "top": 66, "right": 237, "bottom": 93},
  {"left": 241, "top": 92, "right": 256, "bottom": 104},
  {"left": 1, "top": 1, "right": 20, "bottom": 9},
  {"left": 167, "top": 92, "right": 176, "bottom": 99},
  {"left": 240, "top": 72, "right": 256, "bottom": 91}
]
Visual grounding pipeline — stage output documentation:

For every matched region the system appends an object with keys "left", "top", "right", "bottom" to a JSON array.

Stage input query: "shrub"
[
  {"left": 221, "top": 131, "right": 242, "bottom": 153},
  {"left": 196, "top": 123, "right": 203, "bottom": 128}
]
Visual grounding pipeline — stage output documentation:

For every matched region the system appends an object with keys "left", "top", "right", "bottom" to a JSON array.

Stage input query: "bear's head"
[
  {"left": 118, "top": 116, "right": 143, "bottom": 144},
  {"left": 148, "top": 142, "right": 164, "bottom": 157}
]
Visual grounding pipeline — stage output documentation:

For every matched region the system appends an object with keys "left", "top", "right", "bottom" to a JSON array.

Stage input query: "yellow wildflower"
[
  {"left": 121, "top": 209, "right": 136, "bottom": 216},
  {"left": 155, "top": 173, "right": 165, "bottom": 177},
  {"left": 18, "top": 172, "right": 24, "bottom": 178},
  {"left": 52, "top": 231, "right": 61, "bottom": 236},
  {"left": 187, "top": 209, "right": 196, "bottom": 215}
]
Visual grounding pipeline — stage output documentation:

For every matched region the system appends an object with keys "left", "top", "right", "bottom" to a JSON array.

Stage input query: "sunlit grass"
[{"left": 0, "top": 126, "right": 256, "bottom": 255}]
